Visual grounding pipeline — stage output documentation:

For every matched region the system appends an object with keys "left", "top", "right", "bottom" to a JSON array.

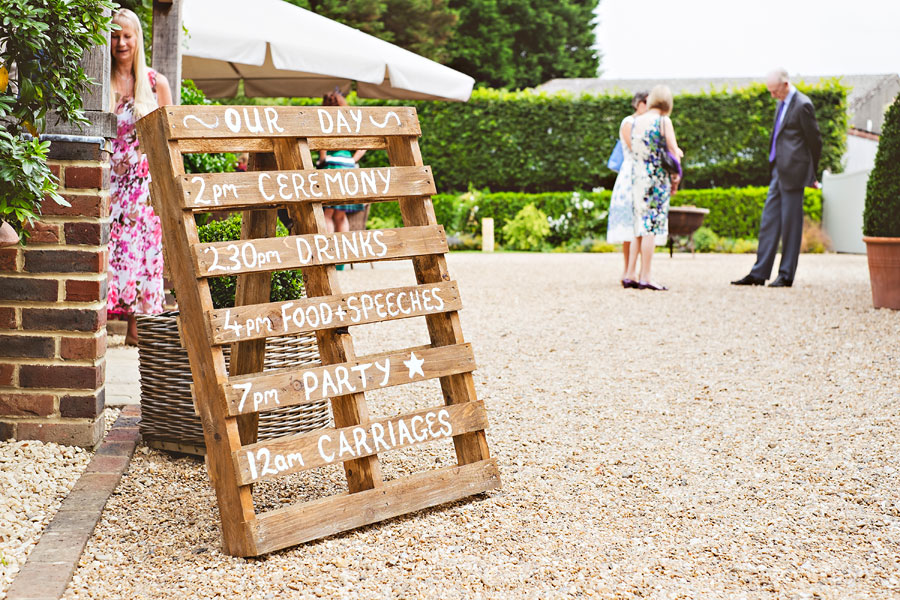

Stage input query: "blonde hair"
[
  {"left": 647, "top": 84, "right": 673, "bottom": 114},
  {"left": 110, "top": 9, "right": 158, "bottom": 119}
]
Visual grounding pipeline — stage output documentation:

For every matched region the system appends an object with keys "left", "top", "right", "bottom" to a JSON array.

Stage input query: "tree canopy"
[
  {"left": 284, "top": 0, "right": 459, "bottom": 64},
  {"left": 287, "top": 0, "right": 601, "bottom": 89},
  {"left": 445, "top": 0, "right": 601, "bottom": 89}
]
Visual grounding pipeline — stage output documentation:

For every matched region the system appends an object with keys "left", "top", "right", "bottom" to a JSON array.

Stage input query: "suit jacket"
[{"left": 770, "top": 90, "right": 823, "bottom": 191}]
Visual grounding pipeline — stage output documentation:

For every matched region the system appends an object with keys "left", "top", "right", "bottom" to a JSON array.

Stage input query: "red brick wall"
[{"left": 0, "top": 141, "right": 110, "bottom": 447}]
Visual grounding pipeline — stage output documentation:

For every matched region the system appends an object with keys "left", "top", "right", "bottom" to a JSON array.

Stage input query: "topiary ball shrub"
[
  {"left": 864, "top": 92, "right": 900, "bottom": 237},
  {"left": 197, "top": 214, "right": 304, "bottom": 309}
]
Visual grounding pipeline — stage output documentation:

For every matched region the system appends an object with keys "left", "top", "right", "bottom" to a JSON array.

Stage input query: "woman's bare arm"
[
  {"left": 155, "top": 73, "right": 173, "bottom": 106},
  {"left": 664, "top": 116, "right": 683, "bottom": 159}
]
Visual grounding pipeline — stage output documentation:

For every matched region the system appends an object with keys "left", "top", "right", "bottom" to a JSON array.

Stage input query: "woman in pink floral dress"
[{"left": 108, "top": 9, "right": 172, "bottom": 344}]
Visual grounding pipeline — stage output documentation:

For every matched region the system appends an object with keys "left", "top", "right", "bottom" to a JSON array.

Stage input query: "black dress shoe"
[
  {"left": 731, "top": 274, "right": 765, "bottom": 286},
  {"left": 768, "top": 276, "right": 793, "bottom": 288}
]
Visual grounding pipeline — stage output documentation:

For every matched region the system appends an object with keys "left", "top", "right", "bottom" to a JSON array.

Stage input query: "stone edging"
[{"left": 5, "top": 406, "right": 140, "bottom": 600}]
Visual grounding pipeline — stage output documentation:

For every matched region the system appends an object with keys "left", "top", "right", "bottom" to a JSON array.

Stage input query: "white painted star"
[{"left": 403, "top": 352, "right": 425, "bottom": 379}]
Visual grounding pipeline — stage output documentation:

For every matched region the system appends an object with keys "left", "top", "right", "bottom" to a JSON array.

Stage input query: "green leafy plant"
[
  {"left": 197, "top": 214, "right": 304, "bottom": 309},
  {"left": 692, "top": 227, "right": 719, "bottom": 253},
  {"left": 366, "top": 213, "right": 402, "bottom": 231},
  {"left": 501, "top": 203, "right": 550, "bottom": 251},
  {"left": 0, "top": 0, "right": 117, "bottom": 235},
  {"left": 863, "top": 92, "right": 900, "bottom": 237},
  {"left": 731, "top": 238, "right": 759, "bottom": 254}
]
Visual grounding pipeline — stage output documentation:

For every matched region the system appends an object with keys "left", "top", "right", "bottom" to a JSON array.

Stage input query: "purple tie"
[{"left": 769, "top": 101, "right": 785, "bottom": 162}]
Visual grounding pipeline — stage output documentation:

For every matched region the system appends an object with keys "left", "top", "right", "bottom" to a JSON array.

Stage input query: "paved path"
[
  {"left": 104, "top": 344, "right": 141, "bottom": 407},
  {"left": 5, "top": 407, "right": 140, "bottom": 600}
]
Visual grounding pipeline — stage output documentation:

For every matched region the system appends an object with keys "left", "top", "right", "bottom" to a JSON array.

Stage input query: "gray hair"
[{"left": 766, "top": 68, "right": 789, "bottom": 85}]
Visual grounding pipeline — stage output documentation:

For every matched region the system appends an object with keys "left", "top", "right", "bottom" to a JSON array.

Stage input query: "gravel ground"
[
  {"left": 0, "top": 408, "right": 120, "bottom": 595},
  {"left": 57, "top": 252, "right": 900, "bottom": 600}
]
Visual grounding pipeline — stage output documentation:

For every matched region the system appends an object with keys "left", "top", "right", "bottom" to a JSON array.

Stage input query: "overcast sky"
[{"left": 594, "top": 0, "right": 900, "bottom": 80}]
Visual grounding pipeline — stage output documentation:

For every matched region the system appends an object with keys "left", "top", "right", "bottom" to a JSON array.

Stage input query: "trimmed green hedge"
[
  {"left": 369, "top": 187, "right": 823, "bottom": 245},
  {"left": 411, "top": 85, "right": 845, "bottom": 192},
  {"left": 222, "top": 82, "right": 847, "bottom": 194}
]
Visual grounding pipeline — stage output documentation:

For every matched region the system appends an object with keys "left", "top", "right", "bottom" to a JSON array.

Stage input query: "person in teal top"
[{"left": 318, "top": 91, "right": 367, "bottom": 235}]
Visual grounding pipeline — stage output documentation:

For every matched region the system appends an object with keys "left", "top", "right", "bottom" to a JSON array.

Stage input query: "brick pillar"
[{"left": 0, "top": 139, "right": 110, "bottom": 448}]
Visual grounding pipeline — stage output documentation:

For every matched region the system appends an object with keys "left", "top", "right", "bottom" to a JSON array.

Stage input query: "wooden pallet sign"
[{"left": 136, "top": 105, "right": 499, "bottom": 557}]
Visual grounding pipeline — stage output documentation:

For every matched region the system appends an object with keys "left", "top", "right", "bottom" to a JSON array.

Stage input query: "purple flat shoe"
[
  {"left": 638, "top": 280, "right": 668, "bottom": 291},
  {"left": 622, "top": 278, "right": 639, "bottom": 289}
]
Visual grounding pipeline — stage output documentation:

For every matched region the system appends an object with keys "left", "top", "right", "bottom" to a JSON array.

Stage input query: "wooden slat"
[
  {"left": 387, "top": 136, "right": 493, "bottom": 469},
  {"left": 252, "top": 459, "right": 500, "bottom": 556},
  {"left": 223, "top": 343, "right": 476, "bottom": 416},
  {"left": 179, "top": 166, "right": 435, "bottom": 210},
  {"left": 209, "top": 281, "right": 462, "bottom": 344},
  {"left": 136, "top": 107, "right": 259, "bottom": 557},
  {"left": 235, "top": 401, "right": 487, "bottom": 484},
  {"left": 193, "top": 225, "right": 447, "bottom": 278},
  {"left": 179, "top": 138, "right": 274, "bottom": 154},
  {"left": 179, "top": 137, "right": 387, "bottom": 154},
  {"left": 308, "top": 136, "right": 386, "bottom": 151},
  {"left": 166, "top": 106, "right": 420, "bottom": 139},
  {"left": 278, "top": 137, "right": 384, "bottom": 495}
]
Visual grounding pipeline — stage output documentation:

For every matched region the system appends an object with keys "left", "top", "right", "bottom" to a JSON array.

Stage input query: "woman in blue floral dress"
[{"left": 624, "top": 85, "right": 682, "bottom": 291}]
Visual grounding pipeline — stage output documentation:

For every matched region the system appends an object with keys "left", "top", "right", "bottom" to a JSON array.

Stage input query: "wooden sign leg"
[
  {"left": 140, "top": 117, "right": 258, "bottom": 556},
  {"left": 386, "top": 136, "right": 492, "bottom": 467},
  {"left": 230, "top": 207, "right": 277, "bottom": 446},
  {"left": 274, "top": 138, "right": 383, "bottom": 493}
]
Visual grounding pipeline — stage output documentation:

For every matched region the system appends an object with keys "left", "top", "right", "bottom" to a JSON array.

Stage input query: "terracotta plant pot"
[{"left": 863, "top": 236, "right": 900, "bottom": 310}]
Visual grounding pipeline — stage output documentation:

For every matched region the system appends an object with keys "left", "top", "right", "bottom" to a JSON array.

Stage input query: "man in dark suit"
[{"left": 732, "top": 68, "right": 822, "bottom": 288}]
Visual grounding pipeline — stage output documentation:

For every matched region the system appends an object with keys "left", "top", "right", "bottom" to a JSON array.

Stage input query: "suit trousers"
[{"left": 750, "top": 167, "right": 805, "bottom": 281}]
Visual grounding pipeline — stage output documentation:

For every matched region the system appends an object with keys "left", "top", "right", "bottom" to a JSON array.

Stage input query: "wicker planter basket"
[{"left": 136, "top": 311, "right": 331, "bottom": 455}]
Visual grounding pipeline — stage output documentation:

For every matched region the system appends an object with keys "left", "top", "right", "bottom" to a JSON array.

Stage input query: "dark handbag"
[{"left": 657, "top": 117, "right": 682, "bottom": 178}]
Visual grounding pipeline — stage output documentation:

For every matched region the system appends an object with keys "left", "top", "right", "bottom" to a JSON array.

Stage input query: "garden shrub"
[
  {"left": 731, "top": 238, "right": 759, "bottom": 254},
  {"left": 671, "top": 187, "right": 822, "bottom": 239},
  {"left": 692, "top": 227, "right": 719, "bottom": 253},
  {"left": 589, "top": 240, "right": 617, "bottom": 253},
  {"left": 197, "top": 214, "right": 304, "bottom": 309},
  {"left": 863, "top": 92, "right": 900, "bottom": 237},
  {"left": 501, "top": 204, "right": 550, "bottom": 251},
  {"left": 369, "top": 186, "right": 822, "bottom": 247}
]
